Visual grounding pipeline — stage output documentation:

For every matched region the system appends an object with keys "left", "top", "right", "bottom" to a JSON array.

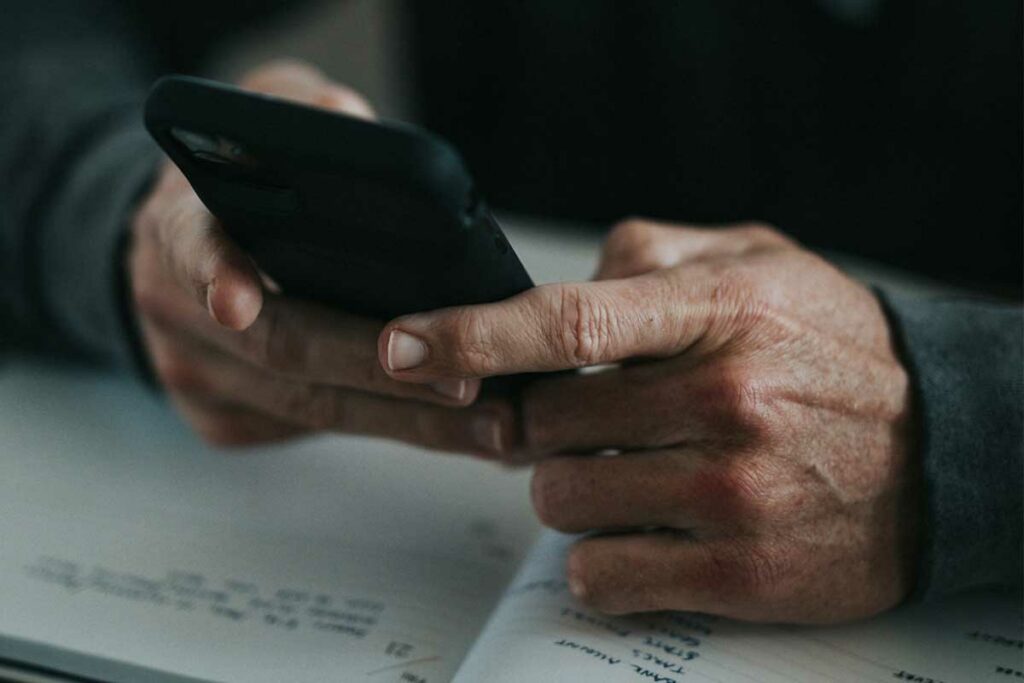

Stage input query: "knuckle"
[
  {"left": 170, "top": 218, "right": 222, "bottom": 306},
  {"left": 248, "top": 305, "right": 302, "bottom": 375},
  {"left": 735, "top": 221, "right": 794, "bottom": 248},
  {"left": 318, "top": 87, "right": 372, "bottom": 114},
  {"left": 725, "top": 292, "right": 796, "bottom": 348},
  {"left": 553, "top": 284, "right": 615, "bottom": 367},
  {"left": 733, "top": 299, "right": 775, "bottom": 330},
  {"left": 443, "top": 309, "right": 500, "bottom": 376},
  {"left": 703, "top": 270, "right": 767, "bottom": 337},
  {"left": 736, "top": 221, "right": 776, "bottom": 240},
  {"left": 603, "top": 219, "right": 670, "bottom": 273},
  {"left": 701, "top": 363, "right": 770, "bottom": 437},
  {"left": 240, "top": 59, "right": 315, "bottom": 89},
  {"left": 154, "top": 349, "right": 207, "bottom": 394},
  {"left": 607, "top": 218, "right": 655, "bottom": 252},
  {"left": 708, "top": 267, "right": 757, "bottom": 309},
  {"left": 450, "top": 346, "right": 497, "bottom": 378},
  {"left": 702, "top": 457, "right": 777, "bottom": 524}
]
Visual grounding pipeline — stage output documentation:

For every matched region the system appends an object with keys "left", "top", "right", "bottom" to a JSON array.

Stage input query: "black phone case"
[{"left": 144, "top": 75, "right": 533, "bottom": 321}]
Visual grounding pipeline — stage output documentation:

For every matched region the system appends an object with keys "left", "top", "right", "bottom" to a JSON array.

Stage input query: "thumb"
[
  {"left": 378, "top": 274, "right": 717, "bottom": 381},
  {"left": 156, "top": 195, "right": 263, "bottom": 331}
]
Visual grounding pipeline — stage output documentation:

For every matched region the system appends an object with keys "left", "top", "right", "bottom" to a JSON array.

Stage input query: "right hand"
[{"left": 128, "top": 60, "right": 510, "bottom": 453}]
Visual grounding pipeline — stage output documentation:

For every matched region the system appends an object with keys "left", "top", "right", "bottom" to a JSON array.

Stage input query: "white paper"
[
  {"left": 0, "top": 363, "right": 540, "bottom": 683},
  {"left": 0, "top": 216, "right": 602, "bottom": 683},
  {"left": 454, "top": 532, "right": 1023, "bottom": 683},
  {"left": 0, "top": 220, "right": 1009, "bottom": 683}
]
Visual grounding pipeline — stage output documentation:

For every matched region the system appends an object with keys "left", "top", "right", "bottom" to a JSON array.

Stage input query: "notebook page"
[
  {"left": 0, "top": 363, "right": 541, "bottom": 683},
  {"left": 454, "top": 532, "right": 1023, "bottom": 683},
  {"left": 0, "top": 217, "right": 600, "bottom": 683}
]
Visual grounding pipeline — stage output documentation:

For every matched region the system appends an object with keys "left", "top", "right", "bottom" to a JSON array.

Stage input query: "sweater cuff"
[
  {"left": 38, "top": 118, "right": 160, "bottom": 373},
  {"left": 877, "top": 290, "right": 1023, "bottom": 599}
]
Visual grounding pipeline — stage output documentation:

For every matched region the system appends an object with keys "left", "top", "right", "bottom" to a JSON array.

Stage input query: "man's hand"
[
  {"left": 379, "top": 219, "right": 920, "bottom": 623},
  {"left": 129, "top": 60, "right": 508, "bottom": 453}
]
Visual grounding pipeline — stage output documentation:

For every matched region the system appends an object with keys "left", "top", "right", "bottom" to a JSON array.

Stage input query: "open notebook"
[{"left": 1, "top": 223, "right": 1020, "bottom": 682}]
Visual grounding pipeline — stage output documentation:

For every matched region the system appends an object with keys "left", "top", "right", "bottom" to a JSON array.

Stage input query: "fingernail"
[
  {"left": 431, "top": 379, "right": 467, "bottom": 401},
  {"left": 473, "top": 415, "right": 504, "bottom": 454},
  {"left": 386, "top": 330, "right": 428, "bottom": 371},
  {"left": 568, "top": 574, "right": 586, "bottom": 600}
]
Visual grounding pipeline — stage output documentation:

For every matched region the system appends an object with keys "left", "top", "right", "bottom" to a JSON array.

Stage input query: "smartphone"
[{"left": 143, "top": 75, "right": 533, "bottom": 320}]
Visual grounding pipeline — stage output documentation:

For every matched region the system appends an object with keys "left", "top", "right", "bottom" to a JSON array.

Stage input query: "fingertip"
[
  {"left": 207, "top": 272, "right": 263, "bottom": 331},
  {"left": 380, "top": 323, "right": 431, "bottom": 376},
  {"left": 565, "top": 540, "right": 629, "bottom": 614},
  {"left": 464, "top": 377, "right": 483, "bottom": 403},
  {"left": 316, "top": 87, "right": 376, "bottom": 120},
  {"left": 376, "top": 324, "right": 392, "bottom": 373},
  {"left": 430, "top": 377, "right": 481, "bottom": 405},
  {"left": 566, "top": 546, "right": 590, "bottom": 602}
]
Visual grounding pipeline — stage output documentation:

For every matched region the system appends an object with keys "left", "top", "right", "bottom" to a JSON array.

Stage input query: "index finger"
[{"left": 378, "top": 271, "right": 724, "bottom": 381}]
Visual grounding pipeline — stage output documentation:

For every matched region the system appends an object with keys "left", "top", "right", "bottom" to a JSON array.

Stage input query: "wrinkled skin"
[
  {"left": 130, "top": 60, "right": 920, "bottom": 623},
  {"left": 379, "top": 219, "right": 920, "bottom": 623},
  {"left": 129, "top": 61, "right": 507, "bottom": 454}
]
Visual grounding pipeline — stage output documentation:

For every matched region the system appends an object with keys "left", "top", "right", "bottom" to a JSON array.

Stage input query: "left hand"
[
  {"left": 379, "top": 219, "right": 920, "bottom": 623},
  {"left": 129, "top": 60, "right": 506, "bottom": 454}
]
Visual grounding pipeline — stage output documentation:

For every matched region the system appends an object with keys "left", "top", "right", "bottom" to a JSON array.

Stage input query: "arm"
[
  {"left": 0, "top": 0, "right": 164, "bottom": 367},
  {"left": 0, "top": 0, "right": 296, "bottom": 368},
  {"left": 880, "top": 292, "right": 1023, "bottom": 597},
  {"left": 0, "top": 1, "right": 510, "bottom": 453}
]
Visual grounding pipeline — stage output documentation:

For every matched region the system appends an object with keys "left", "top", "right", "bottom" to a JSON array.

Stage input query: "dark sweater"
[{"left": 0, "top": 0, "right": 1020, "bottom": 599}]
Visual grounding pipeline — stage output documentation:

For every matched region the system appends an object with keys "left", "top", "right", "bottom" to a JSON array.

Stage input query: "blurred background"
[
  {"left": 202, "top": 0, "right": 1021, "bottom": 297},
  {"left": 200, "top": 0, "right": 1022, "bottom": 297}
]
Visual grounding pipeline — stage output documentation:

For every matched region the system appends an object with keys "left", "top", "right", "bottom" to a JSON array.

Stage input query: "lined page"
[
  {"left": 0, "top": 363, "right": 540, "bottom": 683},
  {"left": 454, "top": 532, "right": 1023, "bottom": 683}
]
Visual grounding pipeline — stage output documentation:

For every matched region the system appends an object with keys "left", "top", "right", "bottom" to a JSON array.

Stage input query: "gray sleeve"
[
  {"left": 0, "top": 0, "right": 310, "bottom": 370},
  {"left": 0, "top": 0, "right": 164, "bottom": 370},
  {"left": 879, "top": 290, "right": 1023, "bottom": 598}
]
